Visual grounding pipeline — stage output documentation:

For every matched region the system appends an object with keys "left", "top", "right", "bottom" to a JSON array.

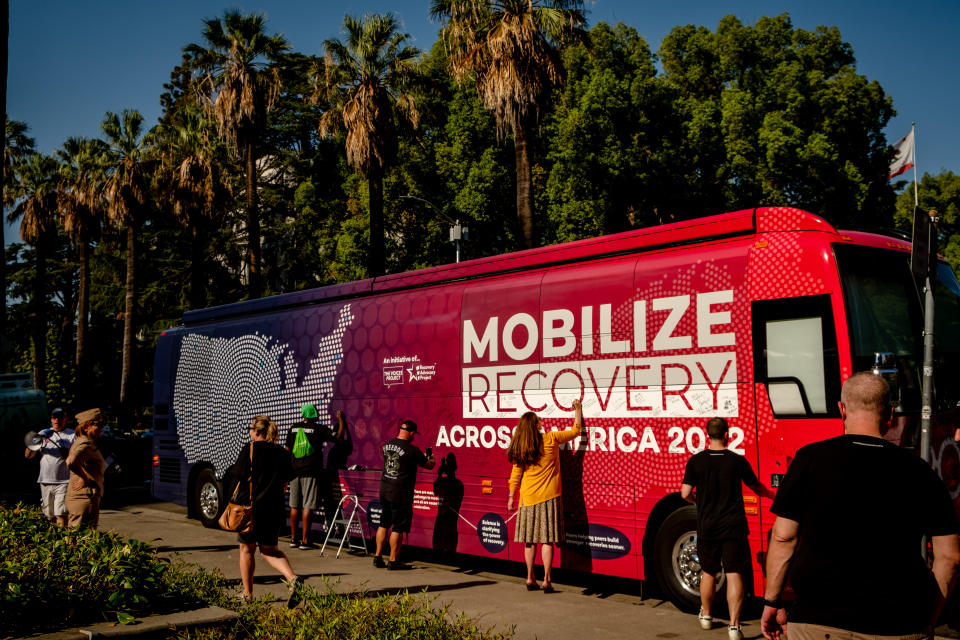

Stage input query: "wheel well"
[
  {"left": 642, "top": 492, "right": 690, "bottom": 590},
  {"left": 186, "top": 462, "right": 216, "bottom": 520}
]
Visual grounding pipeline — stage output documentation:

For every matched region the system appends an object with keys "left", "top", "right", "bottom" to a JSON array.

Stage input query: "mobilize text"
[{"left": 460, "top": 290, "right": 739, "bottom": 419}]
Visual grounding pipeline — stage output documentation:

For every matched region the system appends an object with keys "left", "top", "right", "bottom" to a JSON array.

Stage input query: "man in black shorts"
[
  {"left": 284, "top": 404, "right": 345, "bottom": 549},
  {"left": 373, "top": 420, "right": 435, "bottom": 569},
  {"left": 681, "top": 417, "right": 774, "bottom": 639}
]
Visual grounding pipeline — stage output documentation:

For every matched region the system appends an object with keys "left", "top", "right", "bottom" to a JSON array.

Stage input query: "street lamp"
[{"left": 400, "top": 194, "right": 468, "bottom": 263}]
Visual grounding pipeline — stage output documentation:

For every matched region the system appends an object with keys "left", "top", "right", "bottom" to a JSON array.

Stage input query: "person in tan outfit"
[{"left": 65, "top": 408, "right": 106, "bottom": 529}]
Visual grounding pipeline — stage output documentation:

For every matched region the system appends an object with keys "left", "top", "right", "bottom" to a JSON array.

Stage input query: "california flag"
[{"left": 888, "top": 130, "right": 915, "bottom": 179}]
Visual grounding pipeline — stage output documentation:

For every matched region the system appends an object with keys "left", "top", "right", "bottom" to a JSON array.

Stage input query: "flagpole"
[{"left": 912, "top": 122, "right": 918, "bottom": 209}]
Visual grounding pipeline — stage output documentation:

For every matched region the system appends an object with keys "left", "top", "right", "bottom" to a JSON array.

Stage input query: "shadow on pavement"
[
  {"left": 155, "top": 543, "right": 237, "bottom": 553},
  {"left": 338, "top": 579, "right": 498, "bottom": 599}
]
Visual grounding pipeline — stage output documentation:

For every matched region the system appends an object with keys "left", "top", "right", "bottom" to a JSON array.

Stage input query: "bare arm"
[
  {"left": 335, "top": 410, "right": 346, "bottom": 440},
  {"left": 761, "top": 516, "right": 799, "bottom": 640},
  {"left": 680, "top": 483, "right": 695, "bottom": 505},
  {"left": 931, "top": 533, "right": 960, "bottom": 624},
  {"left": 748, "top": 480, "right": 776, "bottom": 500},
  {"left": 24, "top": 448, "right": 37, "bottom": 459}
]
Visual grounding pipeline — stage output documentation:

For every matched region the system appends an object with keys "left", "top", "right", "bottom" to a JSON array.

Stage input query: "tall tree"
[
  {"left": 6, "top": 153, "right": 59, "bottom": 390},
  {"left": 431, "top": 0, "right": 585, "bottom": 248},
  {"left": 185, "top": 10, "right": 289, "bottom": 298},
  {"left": 657, "top": 14, "right": 895, "bottom": 226},
  {"left": 3, "top": 117, "right": 34, "bottom": 371},
  {"left": 319, "top": 13, "right": 420, "bottom": 276},
  {"left": 102, "top": 109, "right": 148, "bottom": 411},
  {"left": 152, "top": 107, "right": 230, "bottom": 309},
  {"left": 56, "top": 136, "right": 107, "bottom": 380}
]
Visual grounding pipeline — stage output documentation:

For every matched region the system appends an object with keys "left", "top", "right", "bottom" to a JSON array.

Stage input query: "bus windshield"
[{"left": 835, "top": 243, "right": 960, "bottom": 412}]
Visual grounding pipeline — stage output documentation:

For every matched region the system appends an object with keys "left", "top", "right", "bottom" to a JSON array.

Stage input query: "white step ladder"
[{"left": 320, "top": 494, "right": 369, "bottom": 558}]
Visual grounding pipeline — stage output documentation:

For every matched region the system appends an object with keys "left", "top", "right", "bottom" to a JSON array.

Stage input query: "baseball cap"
[
  {"left": 301, "top": 403, "right": 319, "bottom": 419},
  {"left": 51, "top": 408, "right": 66, "bottom": 419}
]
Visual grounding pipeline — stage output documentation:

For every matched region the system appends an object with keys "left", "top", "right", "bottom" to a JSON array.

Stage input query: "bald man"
[{"left": 761, "top": 372, "right": 960, "bottom": 640}]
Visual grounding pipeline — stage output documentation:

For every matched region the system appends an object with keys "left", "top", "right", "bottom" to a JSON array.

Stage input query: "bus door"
[{"left": 750, "top": 294, "right": 843, "bottom": 585}]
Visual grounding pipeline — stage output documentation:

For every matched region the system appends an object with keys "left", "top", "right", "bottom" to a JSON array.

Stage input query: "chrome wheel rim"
[
  {"left": 671, "top": 530, "right": 702, "bottom": 595},
  {"left": 671, "top": 531, "right": 725, "bottom": 595},
  {"left": 199, "top": 482, "right": 219, "bottom": 519}
]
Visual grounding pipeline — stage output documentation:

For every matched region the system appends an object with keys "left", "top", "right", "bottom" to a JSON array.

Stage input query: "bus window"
[
  {"left": 752, "top": 295, "right": 841, "bottom": 418},
  {"left": 934, "top": 262, "right": 960, "bottom": 411},
  {"left": 834, "top": 245, "right": 923, "bottom": 411}
]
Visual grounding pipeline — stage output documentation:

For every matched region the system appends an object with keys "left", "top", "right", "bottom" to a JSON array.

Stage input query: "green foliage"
[
  {"left": 0, "top": 505, "right": 227, "bottom": 637},
  {"left": 181, "top": 582, "right": 513, "bottom": 640},
  {"left": 895, "top": 171, "right": 960, "bottom": 267},
  {"left": 2, "top": 11, "right": 907, "bottom": 423}
]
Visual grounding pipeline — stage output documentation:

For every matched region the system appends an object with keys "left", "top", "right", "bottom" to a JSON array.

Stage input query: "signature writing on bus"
[{"left": 460, "top": 290, "right": 738, "bottom": 420}]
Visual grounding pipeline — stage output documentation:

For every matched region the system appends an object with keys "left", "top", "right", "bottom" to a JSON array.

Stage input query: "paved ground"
[{"left": 98, "top": 500, "right": 762, "bottom": 640}]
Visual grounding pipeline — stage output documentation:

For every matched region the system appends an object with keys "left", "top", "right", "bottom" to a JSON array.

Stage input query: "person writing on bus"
[
  {"left": 761, "top": 373, "right": 960, "bottom": 640},
  {"left": 373, "top": 419, "right": 435, "bottom": 570},
  {"left": 506, "top": 399, "right": 583, "bottom": 593},
  {"left": 680, "top": 417, "right": 773, "bottom": 640},
  {"left": 284, "top": 404, "right": 345, "bottom": 550},
  {"left": 232, "top": 415, "right": 303, "bottom": 606}
]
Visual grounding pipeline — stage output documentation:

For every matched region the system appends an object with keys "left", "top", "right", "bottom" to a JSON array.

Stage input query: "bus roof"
[{"left": 182, "top": 206, "right": 845, "bottom": 325}]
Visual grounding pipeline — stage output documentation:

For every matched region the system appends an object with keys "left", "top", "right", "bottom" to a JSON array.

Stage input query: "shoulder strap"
[{"left": 248, "top": 443, "right": 254, "bottom": 503}]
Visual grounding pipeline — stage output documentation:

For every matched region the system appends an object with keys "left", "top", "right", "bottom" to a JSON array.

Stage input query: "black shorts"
[
  {"left": 238, "top": 512, "right": 282, "bottom": 547},
  {"left": 698, "top": 536, "right": 751, "bottom": 575},
  {"left": 378, "top": 497, "right": 413, "bottom": 534}
]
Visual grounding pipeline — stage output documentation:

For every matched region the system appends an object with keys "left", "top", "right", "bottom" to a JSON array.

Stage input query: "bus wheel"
[
  {"left": 653, "top": 505, "right": 716, "bottom": 612},
  {"left": 194, "top": 468, "right": 223, "bottom": 528}
]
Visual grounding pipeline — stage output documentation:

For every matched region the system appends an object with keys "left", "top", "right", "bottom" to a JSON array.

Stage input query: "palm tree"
[
  {"left": 319, "top": 13, "right": 420, "bottom": 276},
  {"left": 430, "top": 0, "right": 585, "bottom": 248},
  {"left": 56, "top": 136, "right": 107, "bottom": 379},
  {"left": 152, "top": 106, "right": 230, "bottom": 309},
  {"left": 185, "top": 10, "right": 289, "bottom": 298},
  {"left": 7, "top": 153, "right": 59, "bottom": 390},
  {"left": 3, "top": 117, "right": 36, "bottom": 371},
  {"left": 102, "top": 110, "right": 148, "bottom": 410}
]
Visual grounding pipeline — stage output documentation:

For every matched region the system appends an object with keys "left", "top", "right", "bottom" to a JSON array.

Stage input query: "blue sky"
[{"left": 8, "top": 1, "right": 959, "bottom": 243}]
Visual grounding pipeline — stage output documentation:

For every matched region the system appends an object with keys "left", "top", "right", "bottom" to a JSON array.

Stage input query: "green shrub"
[
  {"left": 180, "top": 581, "right": 513, "bottom": 640},
  {"left": 0, "top": 504, "right": 227, "bottom": 637}
]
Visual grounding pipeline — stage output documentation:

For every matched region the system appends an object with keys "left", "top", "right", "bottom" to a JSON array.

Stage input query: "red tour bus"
[{"left": 151, "top": 206, "right": 960, "bottom": 610}]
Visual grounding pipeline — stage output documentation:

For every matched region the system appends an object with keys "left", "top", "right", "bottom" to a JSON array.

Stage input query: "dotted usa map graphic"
[{"left": 172, "top": 304, "right": 355, "bottom": 477}]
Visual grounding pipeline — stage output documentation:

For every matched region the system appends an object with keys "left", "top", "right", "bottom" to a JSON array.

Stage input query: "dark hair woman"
[
  {"left": 231, "top": 415, "right": 301, "bottom": 606},
  {"left": 65, "top": 408, "right": 106, "bottom": 529},
  {"left": 506, "top": 399, "right": 582, "bottom": 593}
]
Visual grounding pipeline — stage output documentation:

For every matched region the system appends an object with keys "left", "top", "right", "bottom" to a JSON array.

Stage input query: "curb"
[{"left": 22, "top": 606, "right": 239, "bottom": 640}]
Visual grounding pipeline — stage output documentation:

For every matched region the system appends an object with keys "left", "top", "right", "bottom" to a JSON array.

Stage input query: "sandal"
[
  {"left": 542, "top": 584, "right": 555, "bottom": 594},
  {"left": 525, "top": 582, "right": 539, "bottom": 591}
]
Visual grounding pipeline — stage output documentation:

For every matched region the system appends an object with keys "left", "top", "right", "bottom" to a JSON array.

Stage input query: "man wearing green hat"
[{"left": 284, "top": 403, "right": 346, "bottom": 549}]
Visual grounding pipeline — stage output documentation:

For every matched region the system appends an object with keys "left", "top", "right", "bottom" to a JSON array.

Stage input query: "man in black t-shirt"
[
  {"left": 681, "top": 417, "right": 774, "bottom": 639},
  {"left": 761, "top": 372, "right": 960, "bottom": 640},
  {"left": 373, "top": 420, "right": 435, "bottom": 569},
  {"left": 283, "top": 404, "right": 345, "bottom": 549}
]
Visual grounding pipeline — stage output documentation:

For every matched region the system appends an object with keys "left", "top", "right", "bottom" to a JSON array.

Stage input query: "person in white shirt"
[{"left": 24, "top": 408, "right": 76, "bottom": 526}]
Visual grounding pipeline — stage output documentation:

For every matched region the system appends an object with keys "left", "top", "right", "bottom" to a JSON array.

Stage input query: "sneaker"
[
  {"left": 298, "top": 541, "right": 315, "bottom": 550},
  {"left": 386, "top": 560, "right": 409, "bottom": 570},
  {"left": 698, "top": 609, "right": 712, "bottom": 630},
  {"left": 727, "top": 626, "right": 743, "bottom": 640},
  {"left": 285, "top": 576, "right": 303, "bottom": 609},
  {"left": 288, "top": 539, "right": 299, "bottom": 549},
  {"left": 372, "top": 555, "right": 386, "bottom": 568}
]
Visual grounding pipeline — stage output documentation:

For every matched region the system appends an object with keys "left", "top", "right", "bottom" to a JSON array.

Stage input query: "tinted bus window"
[{"left": 834, "top": 245, "right": 923, "bottom": 408}]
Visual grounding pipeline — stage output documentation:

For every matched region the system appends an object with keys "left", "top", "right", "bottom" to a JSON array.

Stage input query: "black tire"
[
  {"left": 653, "top": 505, "right": 725, "bottom": 612},
  {"left": 194, "top": 467, "right": 224, "bottom": 528}
]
